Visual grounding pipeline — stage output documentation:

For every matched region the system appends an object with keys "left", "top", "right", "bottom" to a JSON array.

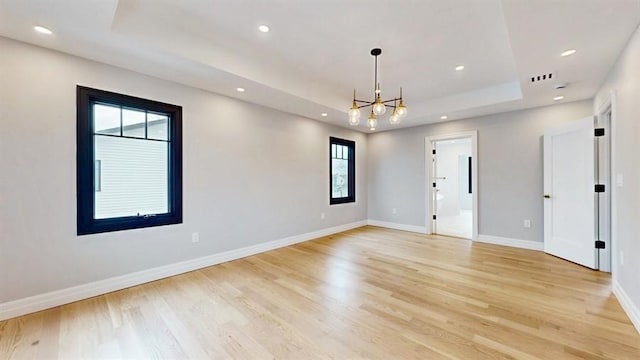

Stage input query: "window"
[
  {"left": 77, "top": 86, "right": 182, "bottom": 235},
  {"left": 330, "top": 137, "right": 355, "bottom": 204}
]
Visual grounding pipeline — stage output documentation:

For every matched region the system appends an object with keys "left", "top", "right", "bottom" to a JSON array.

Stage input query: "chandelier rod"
[{"left": 374, "top": 51, "right": 378, "bottom": 98}]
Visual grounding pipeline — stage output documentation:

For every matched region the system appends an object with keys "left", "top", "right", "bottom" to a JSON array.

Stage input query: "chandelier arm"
[
  {"left": 354, "top": 97, "right": 401, "bottom": 108},
  {"left": 354, "top": 98, "right": 401, "bottom": 104},
  {"left": 380, "top": 97, "right": 403, "bottom": 104},
  {"left": 356, "top": 103, "right": 376, "bottom": 109}
]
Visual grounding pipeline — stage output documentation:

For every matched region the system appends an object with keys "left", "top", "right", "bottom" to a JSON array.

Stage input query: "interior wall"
[
  {"left": 594, "top": 24, "right": 640, "bottom": 323},
  {"left": 367, "top": 100, "right": 593, "bottom": 242},
  {"left": 0, "top": 37, "right": 368, "bottom": 303}
]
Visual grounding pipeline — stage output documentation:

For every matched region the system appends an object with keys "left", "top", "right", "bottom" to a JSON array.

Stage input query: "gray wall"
[
  {"left": 594, "top": 24, "right": 640, "bottom": 321},
  {"left": 0, "top": 37, "right": 367, "bottom": 303},
  {"left": 367, "top": 100, "right": 593, "bottom": 242}
]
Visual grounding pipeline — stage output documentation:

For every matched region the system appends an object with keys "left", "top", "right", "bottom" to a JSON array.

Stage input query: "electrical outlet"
[
  {"left": 321, "top": 212, "right": 325, "bottom": 220},
  {"left": 392, "top": 208, "right": 397, "bottom": 214},
  {"left": 192, "top": 232, "right": 200, "bottom": 243},
  {"left": 523, "top": 219, "right": 531, "bottom": 228},
  {"left": 620, "top": 251, "right": 624, "bottom": 266}
]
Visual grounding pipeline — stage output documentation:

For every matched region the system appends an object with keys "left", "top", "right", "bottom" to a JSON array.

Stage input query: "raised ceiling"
[{"left": 1, "top": 0, "right": 639, "bottom": 132}]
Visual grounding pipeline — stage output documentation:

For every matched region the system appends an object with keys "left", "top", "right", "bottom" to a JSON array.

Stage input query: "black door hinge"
[
  {"left": 432, "top": 149, "right": 436, "bottom": 155},
  {"left": 594, "top": 128, "right": 605, "bottom": 137},
  {"left": 595, "top": 240, "right": 605, "bottom": 249},
  {"left": 433, "top": 215, "right": 437, "bottom": 220},
  {"left": 432, "top": 182, "right": 436, "bottom": 187},
  {"left": 595, "top": 184, "right": 605, "bottom": 193}
]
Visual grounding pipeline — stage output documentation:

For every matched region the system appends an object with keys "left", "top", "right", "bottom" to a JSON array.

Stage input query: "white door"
[{"left": 543, "top": 117, "right": 595, "bottom": 268}]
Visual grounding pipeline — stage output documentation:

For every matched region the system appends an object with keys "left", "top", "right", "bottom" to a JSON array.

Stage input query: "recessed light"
[
  {"left": 258, "top": 24, "right": 270, "bottom": 33},
  {"left": 561, "top": 49, "right": 577, "bottom": 57},
  {"left": 236, "top": 87, "right": 245, "bottom": 92},
  {"left": 440, "top": 115, "right": 448, "bottom": 120},
  {"left": 34, "top": 25, "right": 53, "bottom": 35},
  {"left": 553, "top": 95, "right": 564, "bottom": 101},
  {"left": 321, "top": 113, "right": 328, "bottom": 117},
  {"left": 370, "top": 128, "right": 376, "bottom": 131},
  {"left": 455, "top": 65, "right": 465, "bottom": 71}
]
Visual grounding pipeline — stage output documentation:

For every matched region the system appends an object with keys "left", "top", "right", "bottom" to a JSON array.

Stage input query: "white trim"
[
  {"left": 613, "top": 281, "right": 640, "bottom": 334},
  {"left": 477, "top": 234, "right": 544, "bottom": 251},
  {"left": 425, "top": 131, "right": 479, "bottom": 240},
  {"left": 0, "top": 220, "right": 367, "bottom": 321},
  {"left": 594, "top": 104, "right": 612, "bottom": 272},
  {"left": 367, "top": 219, "right": 427, "bottom": 234}
]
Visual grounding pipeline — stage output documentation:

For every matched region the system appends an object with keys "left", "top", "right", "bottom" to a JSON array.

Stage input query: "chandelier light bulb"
[
  {"left": 347, "top": 89, "right": 361, "bottom": 123},
  {"left": 373, "top": 96, "right": 386, "bottom": 115},
  {"left": 389, "top": 110, "right": 400, "bottom": 124},
  {"left": 348, "top": 106, "right": 361, "bottom": 120},
  {"left": 367, "top": 111, "right": 378, "bottom": 129},
  {"left": 396, "top": 99, "right": 407, "bottom": 118}
]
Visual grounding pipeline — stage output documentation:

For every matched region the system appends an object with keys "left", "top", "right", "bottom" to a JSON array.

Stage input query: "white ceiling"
[{"left": 1, "top": 0, "right": 639, "bottom": 132}]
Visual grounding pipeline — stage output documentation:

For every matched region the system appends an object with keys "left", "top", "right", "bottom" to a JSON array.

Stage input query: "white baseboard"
[
  {"left": 0, "top": 220, "right": 367, "bottom": 321},
  {"left": 613, "top": 281, "right": 640, "bottom": 334},
  {"left": 476, "top": 234, "right": 544, "bottom": 251},
  {"left": 367, "top": 219, "right": 426, "bottom": 234}
]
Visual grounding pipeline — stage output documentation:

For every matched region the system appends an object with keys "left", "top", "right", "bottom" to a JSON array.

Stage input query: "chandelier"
[{"left": 348, "top": 48, "right": 407, "bottom": 130}]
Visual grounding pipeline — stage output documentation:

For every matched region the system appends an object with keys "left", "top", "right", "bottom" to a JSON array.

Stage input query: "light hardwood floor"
[{"left": 1, "top": 226, "right": 639, "bottom": 359}]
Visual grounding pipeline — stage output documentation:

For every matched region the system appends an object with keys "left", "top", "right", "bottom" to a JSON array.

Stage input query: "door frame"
[
  {"left": 596, "top": 90, "right": 617, "bottom": 275},
  {"left": 425, "top": 131, "right": 478, "bottom": 240}
]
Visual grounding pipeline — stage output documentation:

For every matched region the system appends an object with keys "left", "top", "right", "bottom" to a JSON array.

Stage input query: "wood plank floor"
[{"left": 1, "top": 226, "right": 639, "bottom": 359}]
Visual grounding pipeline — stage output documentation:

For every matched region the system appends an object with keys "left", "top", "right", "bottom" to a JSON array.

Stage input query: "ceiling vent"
[{"left": 530, "top": 72, "right": 555, "bottom": 83}]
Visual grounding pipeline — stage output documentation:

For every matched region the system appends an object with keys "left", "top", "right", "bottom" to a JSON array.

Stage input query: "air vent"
[{"left": 530, "top": 72, "right": 555, "bottom": 83}]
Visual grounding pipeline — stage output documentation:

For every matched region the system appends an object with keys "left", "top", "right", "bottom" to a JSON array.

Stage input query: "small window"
[
  {"left": 77, "top": 86, "right": 182, "bottom": 235},
  {"left": 330, "top": 137, "right": 355, "bottom": 204}
]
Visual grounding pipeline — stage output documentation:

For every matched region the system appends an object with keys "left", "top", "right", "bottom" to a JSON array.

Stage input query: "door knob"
[{"left": 544, "top": 194, "right": 551, "bottom": 199}]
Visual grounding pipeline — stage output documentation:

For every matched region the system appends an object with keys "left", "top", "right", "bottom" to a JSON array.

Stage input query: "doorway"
[{"left": 425, "top": 131, "right": 478, "bottom": 240}]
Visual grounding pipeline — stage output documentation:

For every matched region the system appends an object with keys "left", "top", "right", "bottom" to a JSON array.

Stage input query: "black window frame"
[
  {"left": 77, "top": 86, "right": 183, "bottom": 235},
  {"left": 329, "top": 137, "right": 356, "bottom": 205}
]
